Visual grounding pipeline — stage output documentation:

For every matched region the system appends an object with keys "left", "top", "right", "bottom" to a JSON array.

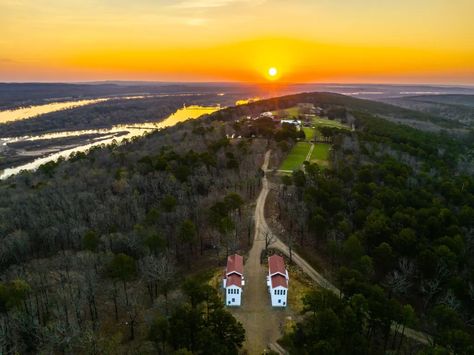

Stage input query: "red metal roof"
[
  {"left": 271, "top": 274, "right": 288, "bottom": 288},
  {"left": 226, "top": 254, "right": 243, "bottom": 275},
  {"left": 268, "top": 255, "right": 286, "bottom": 276},
  {"left": 226, "top": 274, "right": 242, "bottom": 287}
]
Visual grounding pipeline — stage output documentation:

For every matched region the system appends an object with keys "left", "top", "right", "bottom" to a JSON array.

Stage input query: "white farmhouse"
[
  {"left": 267, "top": 255, "right": 289, "bottom": 307},
  {"left": 281, "top": 119, "right": 302, "bottom": 128},
  {"left": 222, "top": 254, "right": 244, "bottom": 306}
]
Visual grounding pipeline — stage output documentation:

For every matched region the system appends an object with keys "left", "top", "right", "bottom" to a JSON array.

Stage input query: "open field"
[
  {"left": 302, "top": 127, "right": 315, "bottom": 141},
  {"left": 284, "top": 106, "right": 300, "bottom": 117},
  {"left": 311, "top": 143, "right": 330, "bottom": 161},
  {"left": 272, "top": 106, "right": 300, "bottom": 118},
  {"left": 312, "top": 116, "right": 348, "bottom": 129},
  {"left": 310, "top": 143, "right": 330, "bottom": 168},
  {"left": 279, "top": 142, "right": 312, "bottom": 171}
]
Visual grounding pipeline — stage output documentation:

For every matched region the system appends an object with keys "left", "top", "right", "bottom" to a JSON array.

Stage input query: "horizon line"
[{"left": 1, "top": 80, "right": 474, "bottom": 88}]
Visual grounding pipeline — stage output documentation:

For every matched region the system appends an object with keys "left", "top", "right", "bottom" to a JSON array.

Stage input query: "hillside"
[
  {"left": 0, "top": 114, "right": 265, "bottom": 353},
  {"left": 210, "top": 92, "right": 470, "bottom": 132},
  {"left": 0, "top": 92, "right": 473, "bottom": 354},
  {"left": 384, "top": 94, "right": 474, "bottom": 128}
]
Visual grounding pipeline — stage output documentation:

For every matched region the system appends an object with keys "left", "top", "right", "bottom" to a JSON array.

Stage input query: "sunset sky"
[{"left": 1, "top": 0, "right": 473, "bottom": 84}]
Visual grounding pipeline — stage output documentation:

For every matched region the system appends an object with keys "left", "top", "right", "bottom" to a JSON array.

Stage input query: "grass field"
[
  {"left": 312, "top": 116, "right": 349, "bottom": 129},
  {"left": 272, "top": 106, "right": 300, "bottom": 118},
  {"left": 284, "top": 106, "right": 300, "bottom": 117},
  {"left": 309, "top": 143, "right": 330, "bottom": 168},
  {"left": 311, "top": 143, "right": 330, "bottom": 161},
  {"left": 279, "top": 142, "right": 312, "bottom": 171},
  {"left": 302, "top": 127, "right": 315, "bottom": 141},
  {"left": 312, "top": 116, "right": 349, "bottom": 141}
]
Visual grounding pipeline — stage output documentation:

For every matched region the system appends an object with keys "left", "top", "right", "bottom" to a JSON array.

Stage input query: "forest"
[
  {"left": 1, "top": 91, "right": 473, "bottom": 353},
  {"left": 0, "top": 114, "right": 266, "bottom": 353},
  {"left": 274, "top": 108, "right": 474, "bottom": 353},
  {"left": 385, "top": 95, "right": 474, "bottom": 128},
  {"left": 0, "top": 83, "right": 255, "bottom": 110},
  {"left": 0, "top": 94, "right": 238, "bottom": 137}
]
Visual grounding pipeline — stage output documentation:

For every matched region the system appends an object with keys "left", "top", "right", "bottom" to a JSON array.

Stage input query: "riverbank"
[{"left": 0, "top": 104, "right": 220, "bottom": 179}]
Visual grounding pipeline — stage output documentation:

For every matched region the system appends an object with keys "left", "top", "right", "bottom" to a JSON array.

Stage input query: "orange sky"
[{"left": 1, "top": 0, "right": 473, "bottom": 84}]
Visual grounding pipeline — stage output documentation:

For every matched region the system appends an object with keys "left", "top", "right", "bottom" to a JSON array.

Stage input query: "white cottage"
[
  {"left": 222, "top": 254, "right": 244, "bottom": 306},
  {"left": 267, "top": 255, "right": 289, "bottom": 307}
]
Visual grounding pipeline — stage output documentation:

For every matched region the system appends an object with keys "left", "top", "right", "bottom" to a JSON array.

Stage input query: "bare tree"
[
  {"left": 421, "top": 278, "right": 441, "bottom": 309},
  {"left": 440, "top": 289, "right": 461, "bottom": 311},
  {"left": 264, "top": 231, "right": 276, "bottom": 252},
  {"left": 139, "top": 254, "right": 176, "bottom": 313},
  {"left": 385, "top": 270, "right": 411, "bottom": 297}
]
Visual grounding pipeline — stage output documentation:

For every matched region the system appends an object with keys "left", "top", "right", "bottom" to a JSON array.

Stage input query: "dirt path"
[
  {"left": 257, "top": 150, "right": 432, "bottom": 347},
  {"left": 231, "top": 150, "right": 290, "bottom": 354},
  {"left": 304, "top": 143, "right": 314, "bottom": 162},
  {"left": 233, "top": 150, "right": 431, "bottom": 353}
]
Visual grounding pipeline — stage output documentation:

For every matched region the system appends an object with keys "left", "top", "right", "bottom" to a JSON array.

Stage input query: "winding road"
[
  {"left": 231, "top": 150, "right": 290, "bottom": 354},
  {"left": 236, "top": 150, "right": 431, "bottom": 353}
]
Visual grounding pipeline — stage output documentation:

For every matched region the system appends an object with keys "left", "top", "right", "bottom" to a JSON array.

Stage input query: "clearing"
[
  {"left": 273, "top": 106, "right": 300, "bottom": 118},
  {"left": 310, "top": 143, "right": 330, "bottom": 166},
  {"left": 312, "top": 116, "right": 348, "bottom": 129},
  {"left": 279, "top": 142, "right": 312, "bottom": 171},
  {"left": 302, "top": 127, "right": 315, "bottom": 141}
]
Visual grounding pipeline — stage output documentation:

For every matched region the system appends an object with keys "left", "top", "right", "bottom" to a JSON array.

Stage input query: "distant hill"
[
  {"left": 0, "top": 82, "right": 258, "bottom": 110},
  {"left": 210, "top": 91, "right": 469, "bottom": 132},
  {"left": 383, "top": 94, "right": 474, "bottom": 128}
]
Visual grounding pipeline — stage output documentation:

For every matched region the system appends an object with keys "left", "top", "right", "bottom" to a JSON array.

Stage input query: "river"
[
  {"left": 0, "top": 98, "right": 112, "bottom": 123},
  {"left": 0, "top": 105, "right": 220, "bottom": 180},
  {"left": 0, "top": 93, "right": 209, "bottom": 123}
]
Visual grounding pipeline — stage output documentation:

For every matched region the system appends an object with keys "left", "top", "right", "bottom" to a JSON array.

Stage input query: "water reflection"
[
  {"left": 0, "top": 105, "right": 219, "bottom": 179},
  {"left": 0, "top": 93, "right": 216, "bottom": 124},
  {"left": 0, "top": 98, "right": 109, "bottom": 123}
]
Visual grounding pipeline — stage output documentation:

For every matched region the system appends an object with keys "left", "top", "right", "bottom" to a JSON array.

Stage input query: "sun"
[{"left": 268, "top": 67, "right": 278, "bottom": 77}]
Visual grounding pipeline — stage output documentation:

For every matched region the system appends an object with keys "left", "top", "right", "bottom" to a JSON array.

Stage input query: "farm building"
[
  {"left": 281, "top": 119, "right": 302, "bottom": 127},
  {"left": 222, "top": 254, "right": 245, "bottom": 306},
  {"left": 267, "top": 255, "right": 289, "bottom": 307}
]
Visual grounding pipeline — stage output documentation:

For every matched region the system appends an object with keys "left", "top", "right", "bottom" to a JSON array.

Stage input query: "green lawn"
[
  {"left": 302, "top": 127, "right": 315, "bottom": 141},
  {"left": 284, "top": 106, "right": 300, "bottom": 117},
  {"left": 272, "top": 106, "right": 300, "bottom": 118},
  {"left": 280, "top": 142, "right": 312, "bottom": 171},
  {"left": 312, "top": 116, "right": 348, "bottom": 129},
  {"left": 309, "top": 143, "right": 330, "bottom": 168},
  {"left": 312, "top": 116, "right": 349, "bottom": 141}
]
